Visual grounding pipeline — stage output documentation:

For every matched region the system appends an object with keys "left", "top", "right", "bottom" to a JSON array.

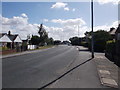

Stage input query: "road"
[{"left": 2, "top": 45, "right": 106, "bottom": 88}]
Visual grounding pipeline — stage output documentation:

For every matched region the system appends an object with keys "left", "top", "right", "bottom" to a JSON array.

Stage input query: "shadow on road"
[
  {"left": 78, "top": 49, "right": 89, "bottom": 52},
  {"left": 38, "top": 57, "right": 93, "bottom": 90}
]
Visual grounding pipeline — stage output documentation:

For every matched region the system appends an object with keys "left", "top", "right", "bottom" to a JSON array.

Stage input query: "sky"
[{"left": 1, "top": 0, "right": 119, "bottom": 41}]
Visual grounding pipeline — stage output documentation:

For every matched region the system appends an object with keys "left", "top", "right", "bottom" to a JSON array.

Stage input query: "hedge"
[{"left": 105, "top": 40, "right": 116, "bottom": 62}]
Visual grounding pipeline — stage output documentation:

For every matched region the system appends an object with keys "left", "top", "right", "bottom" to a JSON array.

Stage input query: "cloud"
[
  {"left": 51, "top": 18, "right": 86, "bottom": 26},
  {"left": 51, "top": 2, "right": 67, "bottom": 9},
  {"left": 21, "top": 13, "right": 28, "bottom": 18},
  {"left": 1, "top": 13, "right": 118, "bottom": 41},
  {"left": 97, "top": 0, "right": 119, "bottom": 5},
  {"left": 51, "top": 2, "right": 70, "bottom": 11},
  {"left": 64, "top": 7, "right": 69, "bottom": 11},
  {"left": 93, "top": 21, "right": 118, "bottom": 32},
  {"left": 44, "top": 18, "right": 88, "bottom": 40},
  {"left": 43, "top": 25, "right": 64, "bottom": 40},
  {"left": 49, "top": 20, "right": 118, "bottom": 40},
  {"left": 72, "top": 8, "right": 76, "bottom": 12},
  {"left": 1, "top": 14, "right": 38, "bottom": 39},
  {"left": 43, "top": 19, "right": 49, "bottom": 22},
  {"left": 43, "top": 24, "right": 89, "bottom": 40}
]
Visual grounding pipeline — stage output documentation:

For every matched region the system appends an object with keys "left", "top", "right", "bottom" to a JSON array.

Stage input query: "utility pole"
[
  {"left": 78, "top": 25, "right": 80, "bottom": 46},
  {"left": 91, "top": 0, "right": 94, "bottom": 58},
  {"left": 78, "top": 25, "right": 79, "bottom": 37}
]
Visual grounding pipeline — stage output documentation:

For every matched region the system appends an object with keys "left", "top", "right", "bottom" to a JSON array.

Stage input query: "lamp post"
[{"left": 91, "top": 0, "right": 94, "bottom": 58}]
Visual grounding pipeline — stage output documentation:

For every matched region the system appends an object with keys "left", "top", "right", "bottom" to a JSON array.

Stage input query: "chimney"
[{"left": 8, "top": 31, "right": 11, "bottom": 36}]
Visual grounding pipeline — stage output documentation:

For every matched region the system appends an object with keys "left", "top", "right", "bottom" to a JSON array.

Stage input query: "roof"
[
  {"left": 0, "top": 33, "right": 7, "bottom": 38},
  {"left": 109, "top": 28, "right": 116, "bottom": 35},
  {"left": 14, "top": 35, "right": 22, "bottom": 42},
  {"left": 116, "top": 24, "right": 120, "bottom": 33},
  {"left": 0, "top": 33, "right": 22, "bottom": 43},
  {"left": 0, "top": 34, "right": 12, "bottom": 42},
  {"left": 8, "top": 34, "right": 18, "bottom": 41}
]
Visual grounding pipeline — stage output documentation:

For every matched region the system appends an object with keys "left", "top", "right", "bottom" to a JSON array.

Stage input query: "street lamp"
[{"left": 91, "top": 0, "right": 94, "bottom": 58}]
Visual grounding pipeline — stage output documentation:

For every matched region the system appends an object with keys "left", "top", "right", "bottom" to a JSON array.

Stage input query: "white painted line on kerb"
[
  {"left": 99, "top": 70, "right": 110, "bottom": 75},
  {"left": 96, "top": 56, "right": 104, "bottom": 59}
]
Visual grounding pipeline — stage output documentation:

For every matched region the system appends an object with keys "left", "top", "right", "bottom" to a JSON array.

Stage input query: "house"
[
  {"left": 0, "top": 33, "right": 12, "bottom": 47},
  {"left": 115, "top": 24, "right": 120, "bottom": 66},
  {"left": 0, "top": 31, "right": 22, "bottom": 49},
  {"left": 116, "top": 24, "right": 120, "bottom": 41},
  {"left": 109, "top": 27, "right": 116, "bottom": 40}
]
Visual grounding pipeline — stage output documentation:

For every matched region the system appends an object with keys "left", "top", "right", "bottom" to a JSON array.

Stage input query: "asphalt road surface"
[{"left": 2, "top": 45, "right": 106, "bottom": 88}]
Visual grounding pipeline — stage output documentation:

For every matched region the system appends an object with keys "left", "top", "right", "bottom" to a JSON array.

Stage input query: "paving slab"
[{"left": 101, "top": 78, "right": 118, "bottom": 88}]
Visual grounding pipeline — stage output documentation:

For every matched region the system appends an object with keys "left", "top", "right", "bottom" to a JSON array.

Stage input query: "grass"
[
  {"left": 0, "top": 46, "right": 10, "bottom": 51},
  {"left": 0, "top": 47, "right": 2, "bottom": 51}
]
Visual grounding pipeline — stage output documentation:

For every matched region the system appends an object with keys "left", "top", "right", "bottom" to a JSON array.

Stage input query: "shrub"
[
  {"left": 2, "top": 47, "right": 9, "bottom": 51},
  {"left": 105, "top": 40, "right": 116, "bottom": 62},
  {"left": 86, "top": 30, "right": 112, "bottom": 52},
  {"left": 81, "top": 42, "right": 88, "bottom": 47},
  {"left": 106, "top": 40, "right": 115, "bottom": 53}
]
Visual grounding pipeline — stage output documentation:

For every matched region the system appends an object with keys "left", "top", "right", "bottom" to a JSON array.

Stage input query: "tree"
[
  {"left": 30, "top": 35, "right": 40, "bottom": 45},
  {"left": 38, "top": 24, "right": 49, "bottom": 46},
  {"left": 85, "top": 30, "right": 112, "bottom": 52},
  {"left": 47, "top": 37, "right": 54, "bottom": 45},
  {"left": 54, "top": 40, "right": 61, "bottom": 45},
  {"left": 62, "top": 41, "right": 70, "bottom": 44},
  {"left": 69, "top": 37, "right": 81, "bottom": 45}
]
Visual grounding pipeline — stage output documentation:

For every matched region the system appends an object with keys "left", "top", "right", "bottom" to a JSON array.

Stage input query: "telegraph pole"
[
  {"left": 78, "top": 25, "right": 79, "bottom": 37},
  {"left": 91, "top": 0, "right": 94, "bottom": 58}
]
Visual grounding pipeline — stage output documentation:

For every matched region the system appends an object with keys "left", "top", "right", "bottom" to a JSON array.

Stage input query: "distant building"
[{"left": 0, "top": 31, "right": 22, "bottom": 49}]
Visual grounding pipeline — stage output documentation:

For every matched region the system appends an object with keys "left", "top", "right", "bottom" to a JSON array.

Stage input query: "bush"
[
  {"left": 81, "top": 42, "right": 88, "bottom": 47},
  {"left": 2, "top": 47, "right": 9, "bottom": 51},
  {"left": 105, "top": 40, "right": 116, "bottom": 62},
  {"left": 106, "top": 40, "right": 115, "bottom": 53},
  {"left": 86, "top": 30, "right": 112, "bottom": 52},
  {"left": 94, "top": 39, "right": 107, "bottom": 52}
]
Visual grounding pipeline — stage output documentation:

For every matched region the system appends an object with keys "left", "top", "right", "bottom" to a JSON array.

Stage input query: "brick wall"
[{"left": 0, "top": 49, "right": 16, "bottom": 55}]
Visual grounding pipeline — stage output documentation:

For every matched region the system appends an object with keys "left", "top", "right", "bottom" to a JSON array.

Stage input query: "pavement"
[
  {"left": 47, "top": 46, "right": 108, "bottom": 88},
  {"left": 94, "top": 53, "right": 119, "bottom": 88},
  {"left": 47, "top": 46, "right": 118, "bottom": 89}
]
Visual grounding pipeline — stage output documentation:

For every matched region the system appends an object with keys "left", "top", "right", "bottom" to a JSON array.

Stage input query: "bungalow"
[
  {"left": 0, "top": 31, "right": 22, "bottom": 49},
  {"left": 0, "top": 33, "right": 12, "bottom": 47}
]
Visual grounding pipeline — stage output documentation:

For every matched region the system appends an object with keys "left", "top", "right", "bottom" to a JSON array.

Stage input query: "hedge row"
[{"left": 105, "top": 40, "right": 116, "bottom": 62}]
